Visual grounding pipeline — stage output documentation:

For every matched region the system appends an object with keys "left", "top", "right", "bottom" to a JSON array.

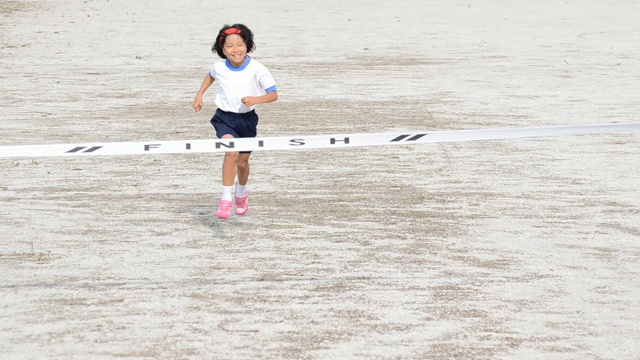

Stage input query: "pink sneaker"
[
  {"left": 215, "top": 200, "right": 233, "bottom": 219},
  {"left": 235, "top": 193, "right": 249, "bottom": 216}
]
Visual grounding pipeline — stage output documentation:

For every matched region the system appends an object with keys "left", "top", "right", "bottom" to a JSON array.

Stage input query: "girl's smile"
[{"left": 223, "top": 34, "right": 247, "bottom": 67}]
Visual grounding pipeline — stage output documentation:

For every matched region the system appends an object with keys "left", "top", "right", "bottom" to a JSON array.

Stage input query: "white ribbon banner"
[{"left": 0, "top": 123, "right": 638, "bottom": 158}]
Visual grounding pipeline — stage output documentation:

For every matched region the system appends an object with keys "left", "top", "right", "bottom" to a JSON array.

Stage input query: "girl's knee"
[
  {"left": 224, "top": 152, "right": 239, "bottom": 162},
  {"left": 236, "top": 155, "right": 250, "bottom": 170},
  {"left": 236, "top": 158, "right": 249, "bottom": 170}
]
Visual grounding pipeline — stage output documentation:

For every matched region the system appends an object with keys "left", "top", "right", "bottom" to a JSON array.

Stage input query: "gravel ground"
[{"left": 1, "top": 0, "right": 639, "bottom": 359}]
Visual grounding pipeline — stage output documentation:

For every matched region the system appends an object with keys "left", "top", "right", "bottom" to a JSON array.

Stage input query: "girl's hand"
[
  {"left": 193, "top": 96, "right": 203, "bottom": 112},
  {"left": 241, "top": 96, "right": 258, "bottom": 107},
  {"left": 241, "top": 92, "right": 277, "bottom": 107}
]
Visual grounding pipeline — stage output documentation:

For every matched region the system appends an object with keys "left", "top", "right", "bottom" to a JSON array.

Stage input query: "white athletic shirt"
[{"left": 209, "top": 56, "right": 277, "bottom": 113}]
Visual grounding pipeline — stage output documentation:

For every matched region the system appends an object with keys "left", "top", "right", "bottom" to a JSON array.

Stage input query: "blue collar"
[{"left": 225, "top": 56, "right": 250, "bottom": 71}]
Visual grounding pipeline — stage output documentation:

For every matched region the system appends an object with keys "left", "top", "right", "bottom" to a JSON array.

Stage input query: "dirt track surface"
[{"left": 1, "top": 1, "right": 639, "bottom": 359}]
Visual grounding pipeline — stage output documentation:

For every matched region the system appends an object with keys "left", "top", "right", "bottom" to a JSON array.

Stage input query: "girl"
[{"left": 193, "top": 23, "right": 278, "bottom": 220}]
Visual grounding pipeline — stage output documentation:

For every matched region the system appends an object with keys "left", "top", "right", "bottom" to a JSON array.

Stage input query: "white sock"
[
  {"left": 221, "top": 186, "right": 233, "bottom": 202},
  {"left": 236, "top": 184, "right": 247, "bottom": 198}
]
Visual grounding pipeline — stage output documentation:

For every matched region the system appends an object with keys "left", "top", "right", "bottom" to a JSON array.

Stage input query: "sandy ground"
[{"left": 1, "top": 0, "right": 640, "bottom": 359}]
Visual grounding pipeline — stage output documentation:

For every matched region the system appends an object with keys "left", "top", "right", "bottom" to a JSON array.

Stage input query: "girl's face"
[{"left": 223, "top": 34, "right": 247, "bottom": 67}]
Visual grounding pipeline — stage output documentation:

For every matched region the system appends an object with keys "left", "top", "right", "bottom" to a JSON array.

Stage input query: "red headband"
[{"left": 219, "top": 28, "right": 242, "bottom": 42}]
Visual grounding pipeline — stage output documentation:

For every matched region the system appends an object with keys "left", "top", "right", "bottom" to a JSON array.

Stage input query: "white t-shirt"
[{"left": 209, "top": 57, "right": 277, "bottom": 113}]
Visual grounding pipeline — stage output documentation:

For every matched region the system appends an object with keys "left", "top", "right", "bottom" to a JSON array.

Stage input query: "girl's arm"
[
  {"left": 193, "top": 74, "right": 215, "bottom": 112},
  {"left": 241, "top": 91, "right": 278, "bottom": 107}
]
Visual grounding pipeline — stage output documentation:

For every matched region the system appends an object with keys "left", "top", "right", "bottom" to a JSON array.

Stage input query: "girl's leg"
[
  {"left": 217, "top": 135, "right": 237, "bottom": 219},
  {"left": 234, "top": 153, "right": 251, "bottom": 216},
  {"left": 222, "top": 152, "right": 239, "bottom": 186},
  {"left": 221, "top": 135, "right": 238, "bottom": 186},
  {"left": 236, "top": 153, "right": 251, "bottom": 187}
]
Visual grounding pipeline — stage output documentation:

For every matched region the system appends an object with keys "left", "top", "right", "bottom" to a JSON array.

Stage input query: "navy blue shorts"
[{"left": 210, "top": 109, "right": 259, "bottom": 154}]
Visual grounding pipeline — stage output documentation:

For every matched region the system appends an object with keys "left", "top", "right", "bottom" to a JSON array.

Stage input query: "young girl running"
[{"left": 193, "top": 23, "right": 278, "bottom": 219}]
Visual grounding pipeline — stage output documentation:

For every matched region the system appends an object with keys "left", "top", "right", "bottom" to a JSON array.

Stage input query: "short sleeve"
[
  {"left": 256, "top": 63, "right": 276, "bottom": 93},
  {"left": 209, "top": 64, "right": 216, "bottom": 79}
]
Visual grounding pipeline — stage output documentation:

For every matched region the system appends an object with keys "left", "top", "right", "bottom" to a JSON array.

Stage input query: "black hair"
[{"left": 212, "top": 23, "right": 255, "bottom": 59}]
